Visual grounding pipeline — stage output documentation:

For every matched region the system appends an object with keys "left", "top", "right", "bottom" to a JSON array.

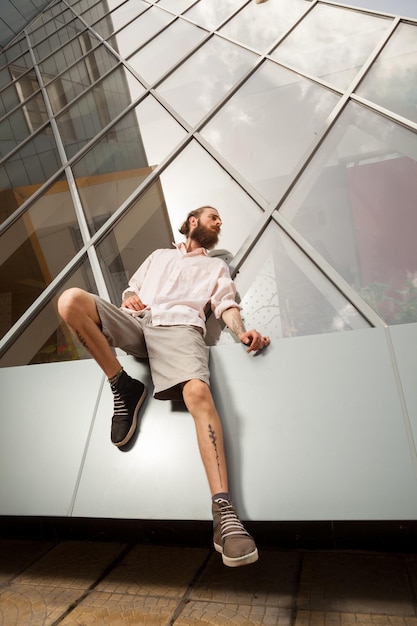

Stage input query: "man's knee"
[
  {"left": 183, "top": 379, "right": 213, "bottom": 407},
  {"left": 57, "top": 287, "right": 89, "bottom": 322}
]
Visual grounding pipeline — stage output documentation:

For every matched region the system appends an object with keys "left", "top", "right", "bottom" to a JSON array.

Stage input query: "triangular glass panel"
[
  {"left": 281, "top": 101, "right": 417, "bottom": 325},
  {"left": 215, "top": 221, "right": 369, "bottom": 344}
]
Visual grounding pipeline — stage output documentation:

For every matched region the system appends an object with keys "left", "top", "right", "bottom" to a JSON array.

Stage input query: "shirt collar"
[{"left": 174, "top": 242, "right": 208, "bottom": 257}]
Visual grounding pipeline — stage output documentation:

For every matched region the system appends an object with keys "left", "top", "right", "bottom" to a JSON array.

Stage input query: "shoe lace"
[
  {"left": 112, "top": 388, "right": 128, "bottom": 422},
  {"left": 216, "top": 498, "right": 250, "bottom": 540}
]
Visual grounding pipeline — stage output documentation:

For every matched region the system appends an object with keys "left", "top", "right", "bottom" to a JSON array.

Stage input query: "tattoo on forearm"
[{"left": 208, "top": 424, "right": 223, "bottom": 488}]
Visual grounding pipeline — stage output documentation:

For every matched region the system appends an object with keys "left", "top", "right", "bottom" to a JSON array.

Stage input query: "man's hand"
[
  {"left": 122, "top": 294, "right": 146, "bottom": 311},
  {"left": 221, "top": 307, "right": 270, "bottom": 353},
  {"left": 238, "top": 329, "right": 270, "bottom": 353}
]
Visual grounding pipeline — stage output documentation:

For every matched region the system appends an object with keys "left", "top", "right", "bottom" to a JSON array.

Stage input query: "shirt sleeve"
[
  {"left": 210, "top": 261, "right": 242, "bottom": 319},
  {"left": 121, "top": 251, "right": 154, "bottom": 301}
]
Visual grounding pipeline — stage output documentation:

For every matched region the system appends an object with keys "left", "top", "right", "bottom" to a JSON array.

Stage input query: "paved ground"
[{"left": 1, "top": 536, "right": 417, "bottom": 625}]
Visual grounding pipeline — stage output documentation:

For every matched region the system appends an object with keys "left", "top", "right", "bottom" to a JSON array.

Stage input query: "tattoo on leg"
[
  {"left": 208, "top": 424, "right": 223, "bottom": 488},
  {"left": 75, "top": 331, "right": 93, "bottom": 355}
]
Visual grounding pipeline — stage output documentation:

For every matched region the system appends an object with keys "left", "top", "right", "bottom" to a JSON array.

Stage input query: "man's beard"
[{"left": 191, "top": 222, "right": 219, "bottom": 249}]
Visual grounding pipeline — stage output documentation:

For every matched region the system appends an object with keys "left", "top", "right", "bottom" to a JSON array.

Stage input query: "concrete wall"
[{"left": 1, "top": 323, "right": 416, "bottom": 521}]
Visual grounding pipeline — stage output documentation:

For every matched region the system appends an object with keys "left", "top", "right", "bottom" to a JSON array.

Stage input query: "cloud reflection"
[
  {"left": 356, "top": 22, "right": 417, "bottom": 124},
  {"left": 201, "top": 61, "right": 339, "bottom": 203},
  {"left": 271, "top": 4, "right": 391, "bottom": 90},
  {"left": 185, "top": 0, "right": 246, "bottom": 31},
  {"left": 220, "top": 0, "right": 308, "bottom": 52},
  {"left": 157, "top": 36, "right": 257, "bottom": 126}
]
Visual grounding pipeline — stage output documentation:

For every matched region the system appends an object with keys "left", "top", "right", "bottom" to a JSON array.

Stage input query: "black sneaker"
[
  {"left": 212, "top": 497, "right": 258, "bottom": 567},
  {"left": 110, "top": 371, "right": 147, "bottom": 447}
]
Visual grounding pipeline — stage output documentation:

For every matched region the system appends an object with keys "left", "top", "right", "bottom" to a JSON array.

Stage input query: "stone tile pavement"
[{"left": 1, "top": 538, "right": 417, "bottom": 625}]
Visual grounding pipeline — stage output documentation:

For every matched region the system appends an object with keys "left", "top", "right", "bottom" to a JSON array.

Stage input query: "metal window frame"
[{"left": 1, "top": 0, "right": 417, "bottom": 359}]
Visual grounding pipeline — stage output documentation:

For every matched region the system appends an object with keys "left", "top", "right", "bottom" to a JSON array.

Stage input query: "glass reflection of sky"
[
  {"left": 220, "top": 0, "right": 308, "bottom": 52},
  {"left": 127, "top": 20, "right": 207, "bottom": 86},
  {"left": 95, "top": 0, "right": 148, "bottom": 35},
  {"left": 201, "top": 61, "right": 340, "bottom": 205},
  {"left": 271, "top": 4, "right": 391, "bottom": 90},
  {"left": 356, "top": 22, "right": 417, "bottom": 123},
  {"left": 184, "top": 0, "right": 246, "bottom": 31},
  {"left": 156, "top": 36, "right": 258, "bottom": 126},
  {"left": 157, "top": 0, "right": 196, "bottom": 12},
  {"left": 108, "top": 8, "right": 174, "bottom": 59}
]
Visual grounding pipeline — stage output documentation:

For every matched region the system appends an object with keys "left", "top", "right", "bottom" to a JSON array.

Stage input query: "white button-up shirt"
[{"left": 121, "top": 243, "right": 240, "bottom": 335}]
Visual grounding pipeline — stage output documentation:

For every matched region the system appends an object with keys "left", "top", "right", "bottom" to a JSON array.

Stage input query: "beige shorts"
[{"left": 93, "top": 296, "right": 210, "bottom": 401}]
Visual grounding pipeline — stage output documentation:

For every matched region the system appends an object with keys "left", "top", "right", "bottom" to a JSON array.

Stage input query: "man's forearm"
[
  {"left": 221, "top": 307, "right": 246, "bottom": 338},
  {"left": 221, "top": 306, "right": 270, "bottom": 353}
]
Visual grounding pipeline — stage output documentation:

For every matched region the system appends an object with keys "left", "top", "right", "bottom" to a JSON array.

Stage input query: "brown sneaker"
[{"left": 212, "top": 497, "right": 258, "bottom": 567}]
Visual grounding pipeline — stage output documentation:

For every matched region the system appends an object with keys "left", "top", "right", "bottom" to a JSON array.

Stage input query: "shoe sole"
[
  {"left": 214, "top": 541, "right": 259, "bottom": 567},
  {"left": 113, "top": 386, "right": 147, "bottom": 447}
]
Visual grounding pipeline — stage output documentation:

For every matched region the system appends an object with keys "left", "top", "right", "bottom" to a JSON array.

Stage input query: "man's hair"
[{"left": 179, "top": 206, "right": 217, "bottom": 237}]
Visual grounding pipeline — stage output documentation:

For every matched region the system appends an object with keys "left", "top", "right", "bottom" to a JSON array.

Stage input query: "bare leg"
[
  {"left": 57, "top": 287, "right": 121, "bottom": 379},
  {"left": 183, "top": 379, "right": 258, "bottom": 567},
  {"left": 182, "top": 378, "right": 229, "bottom": 496}
]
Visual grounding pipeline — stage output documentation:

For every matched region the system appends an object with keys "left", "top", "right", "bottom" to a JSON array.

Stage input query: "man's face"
[{"left": 190, "top": 209, "right": 222, "bottom": 249}]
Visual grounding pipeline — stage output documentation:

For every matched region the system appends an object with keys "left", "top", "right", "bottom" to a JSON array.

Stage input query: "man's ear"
[{"left": 189, "top": 215, "right": 198, "bottom": 229}]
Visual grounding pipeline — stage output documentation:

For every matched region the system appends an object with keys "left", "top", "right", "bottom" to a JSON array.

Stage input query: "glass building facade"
[{"left": 1, "top": 0, "right": 417, "bottom": 368}]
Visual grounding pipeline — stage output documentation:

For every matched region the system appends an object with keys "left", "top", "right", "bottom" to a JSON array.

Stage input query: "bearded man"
[{"left": 58, "top": 206, "right": 269, "bottom": 567}]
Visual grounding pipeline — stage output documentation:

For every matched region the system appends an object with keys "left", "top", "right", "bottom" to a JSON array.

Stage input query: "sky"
[{"left": 338, "top": 0, "right": 417, "bottom": 18}]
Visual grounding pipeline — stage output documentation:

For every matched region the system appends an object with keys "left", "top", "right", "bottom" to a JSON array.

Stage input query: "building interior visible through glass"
[{"left": 0, "top": 0, "right": 416, "bottom": 367}]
